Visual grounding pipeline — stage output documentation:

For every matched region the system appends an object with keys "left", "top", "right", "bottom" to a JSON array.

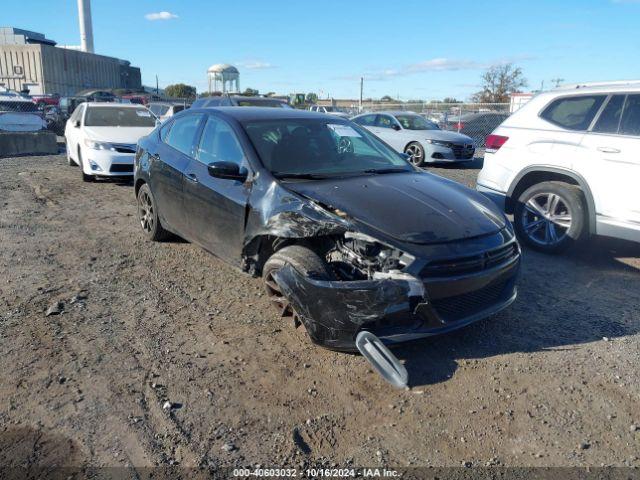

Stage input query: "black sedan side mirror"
[
  {"left": 74, "top": 120, "right": 80, "bottom": 128},
  {"left": 207, "top": 161, "right": 248, "bottom": 181}
]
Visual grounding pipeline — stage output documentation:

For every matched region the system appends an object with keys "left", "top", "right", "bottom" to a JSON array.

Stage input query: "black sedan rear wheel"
[{"left": 137, "top": 183, "right": 170, "bottom": 241}]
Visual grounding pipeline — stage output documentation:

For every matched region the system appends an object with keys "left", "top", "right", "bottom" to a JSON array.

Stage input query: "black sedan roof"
[{"left": 192, "top": 106, "right": 345, "bottom": 122}]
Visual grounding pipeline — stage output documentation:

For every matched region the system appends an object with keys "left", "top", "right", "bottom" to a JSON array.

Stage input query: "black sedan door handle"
[{"left": 185, "top": 173, "right": 199, "bottom": 184}]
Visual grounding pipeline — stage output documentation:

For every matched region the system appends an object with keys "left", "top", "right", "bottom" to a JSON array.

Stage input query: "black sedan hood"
[{"left": 283, "top": 172, "right": 507, "bottom": 245}]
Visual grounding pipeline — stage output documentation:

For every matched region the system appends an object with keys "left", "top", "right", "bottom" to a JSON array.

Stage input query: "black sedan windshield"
[
  {"left": 242, "top": 119, "right": 412, "bottom": 177},
  {"left": 395, "top": 114, "right": 439, "bottom": 130}
]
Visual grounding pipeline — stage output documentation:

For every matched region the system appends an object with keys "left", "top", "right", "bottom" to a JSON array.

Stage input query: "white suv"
[{"left": 477, "top": 81, "right": 640, "bottom": 253}]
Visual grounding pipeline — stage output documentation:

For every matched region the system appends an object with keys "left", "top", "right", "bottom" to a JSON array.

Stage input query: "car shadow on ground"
[
  {"left": 393, "top": 237, "right": 640, "bottom": 388},
  {"left": 425, "top": 157, "right": 485, "bottom": 171}
]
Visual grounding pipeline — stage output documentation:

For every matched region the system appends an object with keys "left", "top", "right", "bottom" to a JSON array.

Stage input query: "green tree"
[
  {"left": 380, "top": 95, "right": 395, "bottom": 102},
  {"left": 164, "top": 83, "right": 197, "bottom": 99},
  {"left": 442, "top": 97, "right": 461, "bottom": 104},
  {"left": 472, "top": 64, "right": 527, "bottom": 103},
  {"left": 305, "top": 92, "right": 318, "bottom": 104},
  {"left": 242, "top": 88, "right": 259, "bottom": 96}
]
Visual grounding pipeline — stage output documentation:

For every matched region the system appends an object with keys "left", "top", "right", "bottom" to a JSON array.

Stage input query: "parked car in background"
[
  {"left": 75, "top": 89, "right": 116, "bottom": 103},
  {"left": 477, "top": 81, "right": 640, "bottom": 253},
  {"left": 191, "top": 95, "right": 292, "bottom": 109},
  {"left": 148, "top": 102, "right": 189, "bottom": 122},
  {"left": 59, "top": 96, "right": 87, "bottom": 118},
  {"left": 30, "top": 94, "right": 60, "bottom": 109},
  {"left": 0, "top": 94, "right": 40, "bottom": 114},
  {"left": 43, "top": 105, "right": 65, "bottom": 135},
  {"left": 443, "top": 112, "right": 509, "bottom": 147},
  {"left": 352, "top": 111, "right": 475, "bottom": 166},
  {"left": 64, "top": 103, "right": 157, "bottom": 182},
  {"left": 134, "top": 107, "right": 520, "bottom": 351},
  {"left": 308, "top": 105, "right": 350, "bottom": 119}
]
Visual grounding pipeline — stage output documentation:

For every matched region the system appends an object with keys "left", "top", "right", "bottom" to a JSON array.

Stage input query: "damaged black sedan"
[{"left": 134, "top": 108, "right": 520, "bottom": 352}]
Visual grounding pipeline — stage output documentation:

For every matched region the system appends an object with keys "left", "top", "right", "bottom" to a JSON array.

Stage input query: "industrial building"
[{"left": 0, "top": 2, "right": 141, "bottom": 96}]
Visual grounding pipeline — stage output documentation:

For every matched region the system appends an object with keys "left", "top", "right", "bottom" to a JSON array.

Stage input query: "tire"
[
  {"left": 262, "top": 245, "right": 335, "bottom": 336},
  {"left": 136, "top": 183, "right": 171, "bottom": 241},
  {"left": 66, "top": 141, "right": 77, "bottom": 166},
  {"left": 404, "top": 142, "right": 425, "bottom": 167},
  {"left": 514, "top": 181, "right": 587, "bottom": 254},
  {"left": 77, "top": 148, "right": 95, "bottom": 182}
]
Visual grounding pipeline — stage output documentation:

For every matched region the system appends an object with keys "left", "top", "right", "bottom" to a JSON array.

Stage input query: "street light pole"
[{"left": 359, "top": 77, "right": 363, "bottom": 113}]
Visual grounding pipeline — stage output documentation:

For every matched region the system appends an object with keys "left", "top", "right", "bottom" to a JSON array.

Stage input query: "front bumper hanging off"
[{"left": 272, "top": 253, "right": 520, "bottom": 351}]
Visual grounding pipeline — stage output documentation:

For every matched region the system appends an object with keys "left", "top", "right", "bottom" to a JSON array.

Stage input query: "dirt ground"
[{"left": 0, "top": 152, "right": 639, "bottom": 473}]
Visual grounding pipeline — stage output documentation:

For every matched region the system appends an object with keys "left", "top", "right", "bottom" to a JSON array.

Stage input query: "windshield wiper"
[
  {"left": 272, "top": 172, "right": 329, "bottom": 180},
  {"left": 362, "top": 168, "right": 410, "bottom": 174}
]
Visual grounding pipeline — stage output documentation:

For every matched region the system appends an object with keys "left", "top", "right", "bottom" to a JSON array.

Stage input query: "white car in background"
[
  {"left": 352, "top": 111, "right": 475, "bottom": 166},
  {"left": 477, "top": 81, "right": 640, "bottom": 253},
  {"left": 148, "top": 102, "right": 189, "bottom": 122},
  {"left": 308, "top": 105, "right": 350, "bottom": 119},
  {"left": 64, "top": 103, "right": 157, "bottom": 182}
]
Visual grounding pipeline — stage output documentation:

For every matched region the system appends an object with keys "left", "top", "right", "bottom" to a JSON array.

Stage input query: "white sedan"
[
  {"left": 352, "top": 111, "right": 476, "bottom": 166},
  {"left": 64, "top": 103, "right": 157, "bottom": 182}
]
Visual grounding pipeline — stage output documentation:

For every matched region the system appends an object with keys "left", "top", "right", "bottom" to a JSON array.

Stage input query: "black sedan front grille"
[
  {"left": 421, "top": 242, "right": 519, "bottom": 278},
  {"left": 109, "top": 164, "right": 134, "bottom": 173},
  {"left": 431, "top": 280, "right": 510, "bottom": 322}
]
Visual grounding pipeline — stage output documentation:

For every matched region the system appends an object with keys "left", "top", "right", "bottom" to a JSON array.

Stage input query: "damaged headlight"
[{"left": 328, "top": 231, "right": 415, "bottom": 280}]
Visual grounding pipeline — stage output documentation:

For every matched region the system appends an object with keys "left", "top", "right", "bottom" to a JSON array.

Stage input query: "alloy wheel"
[
  {"left": 138, "top": 191, "right": 155, "bottom": 234},
  {"left": 521, "top": 192, "right": 572, "bottom": 246},
  {"left": 405, "top": 144, "right": 423, "bottom": 166}
]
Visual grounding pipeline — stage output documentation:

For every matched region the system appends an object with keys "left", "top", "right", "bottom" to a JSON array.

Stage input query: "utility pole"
[
  {"left": 359, "top": 77, "right": 363, "bottom": 113},
  {"left": 156, "top": 75, "right": 159, "bottom": 95},
  {"left": 551, "top": 77, "right": 564, "bottom": 88}
]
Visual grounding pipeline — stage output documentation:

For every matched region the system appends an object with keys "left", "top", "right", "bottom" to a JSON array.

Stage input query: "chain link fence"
[{"left": 358, "top": 102, "right": 511, "bottom": 148}]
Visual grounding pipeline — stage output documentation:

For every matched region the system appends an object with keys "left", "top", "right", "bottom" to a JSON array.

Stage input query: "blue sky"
[{"left": 3, "top": 0, "right": 639, "bottom": 100}]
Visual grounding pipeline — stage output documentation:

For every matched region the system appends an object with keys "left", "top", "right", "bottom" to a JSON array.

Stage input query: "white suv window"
[
  {"left": 619, "top": 94, "right": 640, "bottom": 137},
  {"left": 540, "top": 95, "right": 606, "bottom": 131},
  {"left": 592, "top": 95, "right": 625, "bottom": 134}
]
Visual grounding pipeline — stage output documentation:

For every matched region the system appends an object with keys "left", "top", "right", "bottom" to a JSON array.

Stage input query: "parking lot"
[{"left": 1, "top": 152, "right": 639, "bottom": 470}]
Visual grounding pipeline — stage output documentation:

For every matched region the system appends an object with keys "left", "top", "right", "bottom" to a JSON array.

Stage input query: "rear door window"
[
  {"left": 592, "top": 95, "right": 625, "bottom": 134},
  {"left": 540, "top": 95, "right": 606, "bottom": 130},
  {"left": 164, "top": 114, "right": 204, "bottom": 156},
  {"left": 619, "top": 94, "right": 640, "bottom": 137}
]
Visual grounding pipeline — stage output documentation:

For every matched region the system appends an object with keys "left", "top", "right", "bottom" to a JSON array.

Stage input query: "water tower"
[{"left": 207, "top": 64, "right": 240, "bottom": 94}]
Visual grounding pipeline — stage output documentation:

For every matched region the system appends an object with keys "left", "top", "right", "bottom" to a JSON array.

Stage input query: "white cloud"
[
  {"left": 405, "top": 58, "right": 484, "bottom": 73},
  {"left": 236, "top": 60, "right": 276, "bottom": 70},
  {"left": 145, "top": 11, "right": 178, "bottom": 21},
  {"left": 341, "top": 55, "right": 535, "bottom": 82}
]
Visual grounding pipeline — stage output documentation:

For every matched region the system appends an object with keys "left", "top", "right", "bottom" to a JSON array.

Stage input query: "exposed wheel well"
[
  {"left": 508, "top": 171, "right": 578, "bottom": 212},
  {"left": 134, "top": 179, "right": 146, "bottom": 196},
  {"left": 245, "top": 235, "right": 330, "bottom": 277},
  {"left": 404, "top": 140, "right": 422, "bottom": 152},
  {"left": 507, "top": 169, "right": 595, "bottom": 234}
]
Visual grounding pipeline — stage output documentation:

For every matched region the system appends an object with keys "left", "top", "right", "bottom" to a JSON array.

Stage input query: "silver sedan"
[{"left": 352, "top": 111, "right": 475, "bottom": 166}]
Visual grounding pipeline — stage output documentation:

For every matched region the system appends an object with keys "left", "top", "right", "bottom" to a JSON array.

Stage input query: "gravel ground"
[{"left": 0, "top": 153, "right": 639, "bottom": 472}]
